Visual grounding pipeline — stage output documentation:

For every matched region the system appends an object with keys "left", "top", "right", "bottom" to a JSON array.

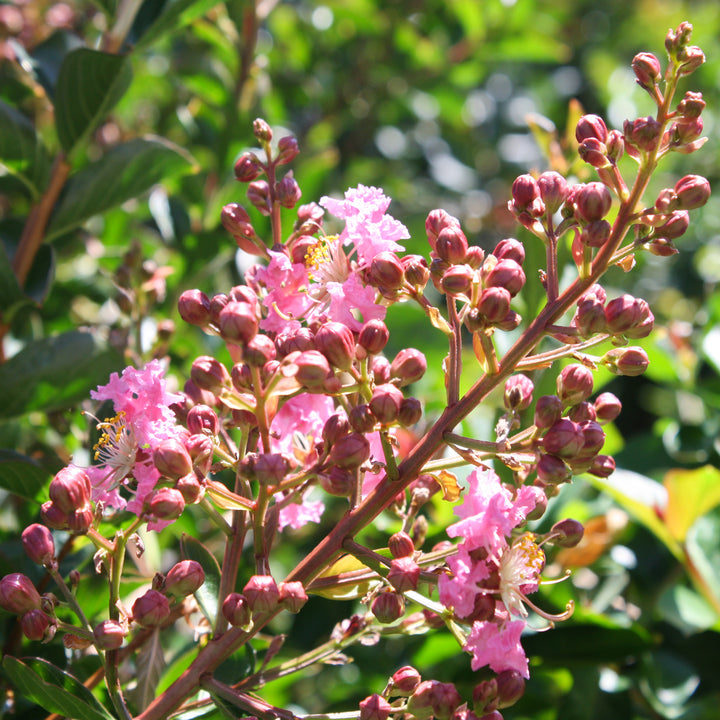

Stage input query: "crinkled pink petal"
[
  {"left": 277, "top": 495, "right": 325, "bottom": 531},
  {"left": 271, "top": 394, "right": 336, "bottom": 457},
  {"left": 464, "top": 619, "right": 530, "bottom": 677}
]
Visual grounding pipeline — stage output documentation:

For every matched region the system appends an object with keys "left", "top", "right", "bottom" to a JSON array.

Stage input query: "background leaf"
[
  {"left": 0, "top": 450, "right": 48, "bottom": 501},
  {"left": 1, "top": 656, "right": 114, "bottom": 720},
  {"left": 132, "top": 0, "right": 222, "bottom": 49},
  {"left": 46, "top": 137, "right": 196, "bottom": 242},
  {"left": 0, "top": 330, "right": 123, "bottom": 418},
  {"left": 663, "top": 466, "right": 720, "bottom": 542},
  {"left": 54, "top": 48, "right": 132, "bottom": 154}
]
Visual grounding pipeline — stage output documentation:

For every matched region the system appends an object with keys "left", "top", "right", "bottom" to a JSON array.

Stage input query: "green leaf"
[
  {"left": 0, "top": 100, "right": 50, "bottom": 198},
  {"left": 1, "top": 656, "right": 115, "bottom": 720},
  {"left": 180, "top": 534, "right": 222, "bottom": 627},
  {"left": 20, "top": 31, "right": 86, "bottom": 99},
  {"left": 54, "top": 48, "right": 132, "bottom": 154},
  {"left": 0, "top": 450, "right": 48, "bottom": 501},
  {"left": 132, "top": 0, "right": 222, "bottom": 50},
  {"left": 664, "top": 465, "right": 720, "bottom": 542},
  {"left": 131, "top": 628, "right": 166, "bottom": 712},
  {"left": 0, "top": 232, "right": 33, "bottom": 324},
  {"left": 46, "top": 137, "right": 196, "bottom": 242},
  {"left": 0, "top": 330, "right": 123, "bottom": 418}
]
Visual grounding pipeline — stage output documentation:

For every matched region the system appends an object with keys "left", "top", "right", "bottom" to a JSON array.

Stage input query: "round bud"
[
  {"left": 398, "top": 397, "right": 422, "bottom": 427},
  {"left": 390, "top": 349, "right": 427, "bottom": 386},
  {"left": 390, "top": 666, "right": 422, "bottom": 696},
  {"left": 588, "top": 454, "right": 616, "bottom": 478},
  {"left": 387, "top": 557, "right": 421, "bottom": 592},
  {"left": 218, "top": 301, "right": 258, "bottom": 345},
  {"left": 492, "top": 238, "right": 525, "bottom": 265},
  {"left": 550, "top": 518, "right": 585, "bottom": 547},
  {"left": 537, "top": 171, "right": 570, "bottom": 214},
  {"left": 575, "top": 114, "right": 608, "bottom": 143},
  {"left": 496, "top": 670, "right": 526, "bottom": 709},
  {"left": 234, "top": 152, "right": 262, "bottom": 182},
  {"left": 594, "top": 392, "right": 622, "bottom": 423},
  {"left": 164, "top": 560, "right": 205, "bottom": 598},
  {"left": 315, "top": 321, "right": 356, "bottom": 371},
  {"left": 402, "top": 254, "right": 430, "bottom": 289},
  {"left": 511, "top": 174, "right": 540, "bottom": 209},
  {"left": 153, "top": 438, "right": 193, "bottom": 480},
  {"left": 222, "top": 592, "right": 251, "bottom": 627},
  {"left": 436, "top": 226, "right": 469, "bottom": 264},
  {"left": 370, "top": 251, "right": 405, "bottom": 290},
  {"left": 389, "top": 531, "right": 415, "bottom": 558},
  {"left": 243, "top": 575, "right": 280, "bottom": 613},
  {"left": 278, "top": 581, "right": 308, "bottom": 613},
  {"left": 632, "top": 52, "right": 662, "bottom": 88},
  {"left": 191, "top": 356, "right": 230, "bottom": 394},
  {"left": 132, "top": 589, "right": 170, "bottom": 628},
  {"left": 369, "top": 384, "right": 405, "bottom": 424},
  {"left": 359, "top": 319, "right": 389, "bottom": 355},
  {"left": 275, "top": 172, "right": 302, "bottom": 208},
  {"left": 543, "top": 419, "right": 585, "bottom": 459},
  {"left": 178, "top": 289, "right": 211, "bottom": 326},
  {"left": 327, "top": 433, "right": 371, "bottom": 469},
  {"left": 484, "top": 258, "right": 525, "bottom": 296},
  {"left": 477, "top": 286, "right": 511, "bottom": 323},
  {"left": 294, "top": 350, "right": 332, "bottom": 388},
  {"left": 504, "top": 374, "right": 534, "bottom": 411},
  {"left": 574, "top": 182, "right": 612, "bottom": 223},
  {"left": 0, "top": 573, "right": 42, "bottom": 614},
  {"left": 94, "top": 619, "right": 126, "bottom": 650},
  {"left": 49, "top": 466, "right": 91, "bottom": 514},
  {"left": 603, "top": 346, "right": 649, "bottom": 376},
  {"left": 149, "top": 487, "right": 185, "bottom": 521},
  {"left": 22, "top": 524, "right": 55, "bottom": 566},
  {"left": 253, "top": 118, "right": 272, "bottom": 142},
  {"left": 276, "top": 135, "right": 300, "bottom": 164},
  {"left": 534, "top": 395, "right": 563, "bottom": 430},
  {"left": 360, "top": 693, "right": 393, "bottom": 720},
  {"left": 371, "top": 591, "right": 405, "bottom": 624},
  {"left": 674, "top": 174, "right": 711, "bottom": 210},
  {"left": 21, "top": 609, "right": 55, "bottom": 642},
  {"left": 557, "top": 364, "right": 594, "bottom": 406},
  {"left": 536, "top": 454, "right": 572, "bottom": 485}
]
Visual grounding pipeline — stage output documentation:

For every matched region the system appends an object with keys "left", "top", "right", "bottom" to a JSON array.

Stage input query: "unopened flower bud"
[
  {"left": 575, "top": 182, "right": 612, "bottom": 223},
  {"left": 589, "top": 454, "right": 616, "bottom": 478},
  {"left": 441, "top": 265, "right": 473, "bottom": 296},
  {"left": 370, "top": 251, "right": 405, "bottom": 290},
  {"left": 632, "top": 52, "right": 662, "bottom": 88},
  {"left": 534, "top": 395, "right": 563, "bottom": 430},
  {"left": 370, "top": 355, "right": 391, "bottom": 384},
  {"left": 132, "top": 589, "right": 170, "bottom": 627},
  {"left": 436, "top": 226, "right": 469, "bottom": 264},
  {"left": 149, "top": 487, "right": 185, "bottom": 521},
  {"left": 21, "top": 524, "right": 55, "bottom": 566},
  {"left": 605, "top": 295, "right": 653, "bottom": 338},
  {"left": 398, "top": 397, "right": 422, "bottom": 427},
  {"left": 218, "top": 301, "right": 258, "bottom": 345},
  {"left": 21, "top": 608, "right": 55, "bottom": 642},
  {"left": 294, "top": 350, "right": 332, "bottom": 388},
  {"left": 234, "top": 152, "right": 262, "bottom": 182},
  {"left": 359, "top": 319, "right": 389, "bottom": 355},
  {"left": 677, "top": 45, "right": 705, "bottom": 76},
  {"left": 581, "top": 219, "right": 611, "bottom": 248},
  {"left": 483, "top": 258, "right": 525, "bottom": 296},
  {"left": 319, "top": 466, "right": 355, "bottom": 496},
  {"left": 254, "top": 453, "right": 290, "bottom": 487},
  {"left": 574, "top": 298, "right": 607, "bottom": 337},
  {"left": 221, "top": 204, "right": 260, "bottom": 255},
  {"left": 677, "top": 91, "right": 705, "bottom": 119},
  {"left": 577, "top": 420, "right": 605, "bottom": 459},
  {"left": 222, "top": 592, "right": 251, "bottom": 627},
  {"left": 402, "top": 254, "right": 430, "bottom": 289},
  {"left": 315, "top": 321, "right": 356, "bottom": 371},
  {"left": 164, "top": 560, "right": 205, "bottom": 599},
  {"left": 473, "top": 679, "right": 498, "bottom": 714},
  {"left": 278, "top": 581, "right": 308, "bottom": 613},
  {"left": 94, "top": 619, "right": 126, "bottom": 650},
  {"left": 511, "top": 174, "right": 541, "bottom": 210},
  {"left": 243, "top": 575, "right": 280, "bottom": 613},
  {"left": 247, "top": 179, "right": 271, "bottom": 215},
  {"left": 496, "top": 669, "right": 526, "bottom": 709},
  {"left": 349, "top": 404, "right": 377, "bottom": 434},
  {"left": 275, "top": 172, "right": 302, "bottom": 208},
  {"left": 624, "top": 116, "right": 662, "bottom": 152},
  {"left": 0, "top": 573, "right": 42, "bottom": 614},
  {"left": 543, "top": 419, "right": 585, "bottom": 458},
  {"left": 276, "top": 135, "right": 300, "bottom": 164},
  {"left": 578, "top": 137, "right": 609, "bottom": 168},
  {"left": 537, "top": 171, "right": 570, "bottom": 214},
  {"left": 594, "top": 392, "right": 622, "bottom": 423},
  {"left": 328, "top": 432, "right": 371, "bottom": 468},
  {"left": 389, "top": 531, "right": 415, "bottom": 558},
  {"left": 322, "top": 414, "right": 350, "bottom": 446},
  {"left": 178, "top": 289, "right": 211, "bottom": 326},
  {"left": 68, "top": 507, "right": 93, "bottom": 535},
  {"left": 674, "top": 174, "right": 711, "bottom": 209},
  {"left": 390, "top": 666, "right": 422, "bottom": 696},
  {"left": 550, "top": 518, "right": 585, "bottom": 547},
  {"left": 40, "top": 501, "right": 69, "bottom": 530},
  {"left": 186, "top": 404, "right": 220, "bottom": 437},
  {"left": 606, "top": 130, "right": 624, "bottom": 162},
  {"left": 49, "top": 466, "right": 91, "bottom": 514},
  {"left": 655, "top": 210, "right": 689, "bottom": 240},
  {"left": 493, "top": 237, "right": 525, "bottom": 265},
  {"left": 568, "top": 401, "right": 597, "bottom": 423},
  {"left": 576, "top": 114, "right": 608, "bottom": 143},
  {"left": 245, "top": 334, "right": 277, "bottom": 367},
  {"left": 477, "top": 286, "right": 511, "bottom": 323},
  {"left": 603, "top": 346, "right": 649, "bottom": 376},
  {"left": 409, "top": 680, "right": 462, "bottom": 720},
  {"left": 557, "top": 364, "right": 594, "bottom": 406},
  {"left": 360, "top": 693, "right": 393, "bottom": 720},
  {"left": 191, "top": 356, "right": 230, "bottom": 394},
  {"left": 504, "top": 373, "right": 534, "bottom": 411},
  {"left": 536, "top": 454, "right": 572, "bottom": 485},
  {"left": 390, "top": 348, "right": 427, "bottom": 386},
  {"left": 371, "top": 591, "right": 405, "bottom": 623},
  {"left": 176, "top": 472, "right": 205, "bottom": 504},
  {"left": 425, "top": 209, "right": 461, "bottom": 251},
  {"left": 153, "top": 439, "right": 192, "bottom": 480},
  {"left": 253, "top": 118, "right": 272, "bottom": 142},
  {"left": 388, "top": 557, "right": 421, "bottom": 592}
]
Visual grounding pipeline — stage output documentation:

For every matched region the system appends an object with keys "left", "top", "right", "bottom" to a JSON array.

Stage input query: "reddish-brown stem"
[{"left": 446, "top": 298, "right": 463, "bottom": 405}]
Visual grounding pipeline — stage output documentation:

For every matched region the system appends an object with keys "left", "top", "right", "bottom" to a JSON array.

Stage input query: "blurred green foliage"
[{"left": 1, "top": 0, "right": 720, "bottom": 718}]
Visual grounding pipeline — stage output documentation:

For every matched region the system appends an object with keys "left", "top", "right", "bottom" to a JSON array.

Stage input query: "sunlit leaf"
[
  {"left": 664, "top": 465, "right": 720, "bottom": 542},
  {"left": 308, "top": 554, "right": 381, "bottom": 600}
]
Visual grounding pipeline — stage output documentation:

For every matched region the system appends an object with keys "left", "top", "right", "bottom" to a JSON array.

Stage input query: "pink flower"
[
  {"left": 320, "top": 185, "right": 408, "bottom": 266},
  {"left": 439, "top": 545, "right": 492, "bottom": 618},
  {"left": 86, "top": 360, "right": 183, "bottom": 522},
  {"left": 277, "top": 493, "right": 325, "bottom": 531},
  {"left": 464, "top": 619, "right": 530, "bottom": 677},
  {"left": 448, "top": 468, "right": 540, "bottom": 556}
]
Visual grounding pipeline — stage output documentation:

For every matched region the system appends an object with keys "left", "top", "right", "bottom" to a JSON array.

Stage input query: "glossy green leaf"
[
  {"left": 1, "top": 656, "right": 114, "bottom": 720},
  {"left": 46, "top": 137, "right": 196, "bottom": 242},
  {"left": 0, "top": 100, "right": 50, "bottom": 198},
  {"left": 180, "top": 534, "right": 222, "bottom": 626},
  {"left": 54, "top": 48, "right": 132, "bottom": 154},
  {"left": 0, "top": 232, "right": 32, "bottom": 324},
  {"left": 0, "top": 449, "right": 48, "bottom": 501},
  {"left": 132, "top": 0, "right": 222, "bottom": 50},
  {"left": 0, "top": 330, "right": 123, "bottom": 418},
  {"left": 20, "top": 31, "right": 86, "bottom": 99},
  {"left": 664, "top": 465, "right": 720, "bottom": 542}
]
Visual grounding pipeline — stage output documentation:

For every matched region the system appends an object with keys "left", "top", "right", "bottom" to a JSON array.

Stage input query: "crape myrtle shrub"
[{"left": 1, "top": 2, "right": 720, "bottom": 720}]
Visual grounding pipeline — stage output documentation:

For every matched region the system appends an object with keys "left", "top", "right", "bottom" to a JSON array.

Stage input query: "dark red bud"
[
  {"left": 477, "top": 286, "right": 511, "bottom": 323},
  {"left": 278, "top": 581, "right": 308, "bottom": 613},
  {"left": 234, "top": 152, "right": 262, "bottom": 182},
  {"left": 504, "top": 374, "right": 534, "bottom": 411},
  {"left": 328, "top": 433, "right": 371, "bottom": 468},
  {"left": 536, "top": 454, "right": 572, "bottom": 485},
  {"left": 534, "top": 395, "right": 563, "bottom": 429},
  {"left": 253, "top": 118, "right": 273, "bottom": 142},
  {"left": 371, "top": 591, "right": 405, "bottom": 623},
  {"left": 441, "top": 265, "right": 473, "bottom": 296},
  {"left": 222, "top": 592, "right": 251, "bottom": 627},
  {"left": 40, "top": 501, "right": 69, "bottom": 530},
  {"left": 632, "top": 52, "right": 662, "bottom": 88},
  {"left": 153, "top": 438, "right": 193, "bottom": 480},
  {"left": 149, "top": 487, "right": 185, "bottom": 521},
  {"left": 243, "top": 575, "right": 280, "bottom": 613},
  {"left": 187, "top": 404, "right": 220, "bottom": 436},
  {"left": 537, "top": 171, "right": 570, "bottom": 214},
  {"left": 318, "top": 466, "right": 355, "bottom": 497},
  {"left": 276, "top": 135, "right": 300, "bottom": 164},
  {"left": 390, "top": 348, "right": 427, "bottom": 386},
  {"left": 0, "top": 573, "right": 42, "bottom": 614},
  {"left": 349, "top": 404, "right": 377, "bottom": 434},
  {"left": 164, "top": 560, "right": 205, "bottom": 598},
  {"left": 21, "top": 608, "right": 55, "bottom": 642},
  {"left": 359, "top": 319, "right": 389, "bottom": 355},
  {"left": 370, "top": 251, "right": 405, "bottom": 290},
  {"left": 557, "top": 364, "right": 594, "bottom": 406},
  {"left": 390, "top": 666, "right": 422, "bottom": 696},
  {"left": 674, "top": 175, "right": 711, "bottom": 209},
  {"left": 68, "top": 507, "right": 94, "bottom": 535},
  {"left": 492, "top": 237, "right": 525, "bottom": 265},
  {"left": 581, "top": 219, "right": 611, "bottom": 248},
  {"left": 398, "top": 397, "right": 422, "bottom": 427},
  {"left": 425, "top": 209, "right": 461, "bottom": 250},
  {"left": 496, "top": 669, "right": 526, "bottom": 709},
  {"left": 594, "top": 392, "right": 622, "bottom": 423},
  {"left": 511, "top": 174, "right": 540, "bottom": 209},
  {"left": 178, "top": 289, "right": 211, "bottom": 326},
  {"left": 94, "top": 619, "right": 126, "bottom": 650},
  {"left": 578, "top": 138, "right": 609, "bottom": 168},
  {"left": 388, "top": 557, "right": 421, "bottom": 592},
  {"left": 575, "top": 182, "right": 612, "bottom": 223},
  {"left": 484, "top": 258, "right": 525, "bottom": 297},
  {"left": 550, "top": 518, "right": 585, "bottom": 547},
  {"left": 315, "top": 321, "right": 356, "bottom": 371},
  {"left": 436, "top": 226, "right": 469, "bottom": 264},
  {"left": 588, "top": 454, "right": 616, "bottom": 478},
  {"left": 132, "top": 589, "right": 170, "bottom": 627},
  {"left": 603, "top": 346, "right": 649, "bottom": 376},
  {"left": 49, "top": 466, "right": 91, "bottom": 514},
  {"left": 389, "top": 531, "right": 415, "bottom": 558},
  {"left": 360, "top": 693, "right": 393, "bottom": 720},
  {"left": 576, "top": 114, "right": 608, "bottom": 143},
  {"left": 294, "top": 350, "right": 332, "bottom": 388},
  {"left": 543, "top": 419, "right": 585, "bottom": 458},
  {"left": 247, "top": 180, "right": 271, "bottom": 215},
  {"left": 402, "top": 254, "right": 430, "bottom": 289},
  {"left": 191, "top": 356, "right": 230, "bottom": 394},
  {"left": 21, "top": 524, "right": 55, "bottom": 566},
  {"left": 275, "top": 172, "right": 302, "bottom": 208}
]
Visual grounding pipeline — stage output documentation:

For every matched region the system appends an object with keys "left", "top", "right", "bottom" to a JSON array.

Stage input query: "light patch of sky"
[
  {"left": 462, "top": 89, "right": 496, "bottom": 126},
  {"left": 552, "top": 66, "right": 582, "bottom": 97},
  {"left": 410, "top": 91, "right": 440, "bottom": 120},
  {"left": 506, "top": 95, "right": 537, "bottom": 127},
  {"left": 498, "top": 133, "right": 542, "bottom": 166},
  {"left": 311, "top": 6, "right": 333, "bottom": 30},
  {"left": 429, "top": 153, "right": 476, "bottom": 193}
]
